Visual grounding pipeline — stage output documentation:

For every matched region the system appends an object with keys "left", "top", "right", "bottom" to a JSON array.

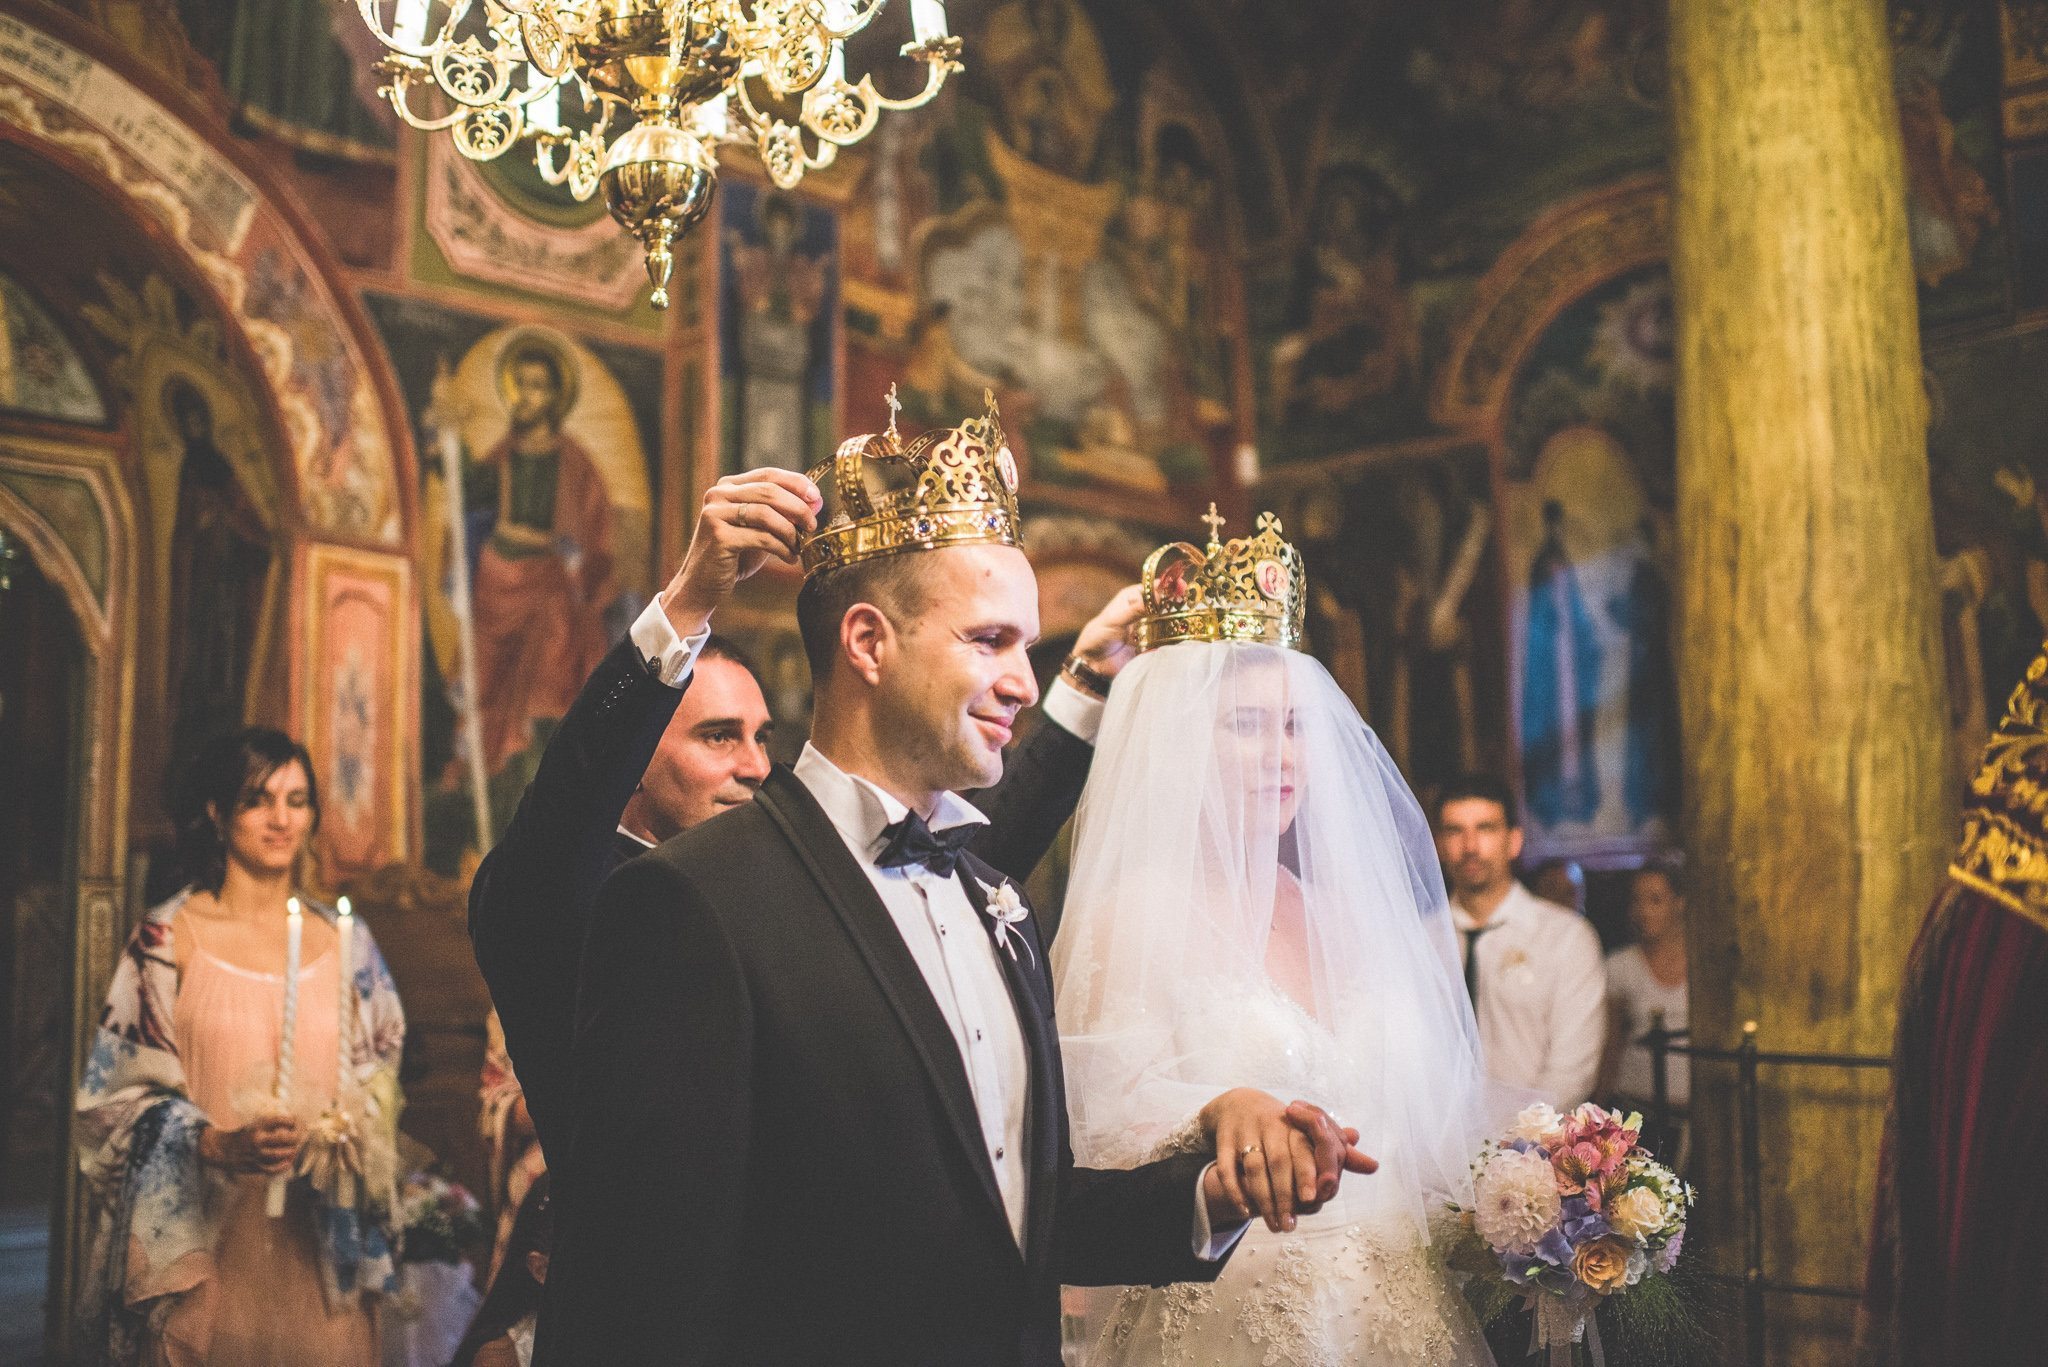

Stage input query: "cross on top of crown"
[
  {"left": 885, "top": 382, "right": 902, "bottom": 440},
  {"left": 1201, "top": 502, "right": 1227, "bottom": 547}
]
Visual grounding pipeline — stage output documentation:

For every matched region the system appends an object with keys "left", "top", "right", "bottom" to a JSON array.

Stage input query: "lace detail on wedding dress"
[
  {"left": 1238, "top": 1238, "right": 1325, "bottom": 1366},
  {"left": 1340, "top": 1224, "right": 1463, "bottom": 1362},
  {"left": 1233, "top": 1224, "right": 1465, "bottom": 1366},
  {"left": 1105, "top": 1282, "right": 1218, "bottom": 1367}
]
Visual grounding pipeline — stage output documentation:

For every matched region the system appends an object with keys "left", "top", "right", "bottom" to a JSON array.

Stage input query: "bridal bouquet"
[
  {"left": 387, "top": 1172, "right": 486, "bottom": 1367},
  {"left": 1447, "top": 1103, "right": 1696, "bottom": 1365},
  {"left": 395, "top": 1171, "right": 485, "bottom": 1267}
]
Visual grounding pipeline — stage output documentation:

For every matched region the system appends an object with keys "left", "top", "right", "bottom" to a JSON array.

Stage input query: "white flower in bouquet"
[
  {"left": 1507, "top": 1101, "right": 1563, "bottom": 1146},
  {"left": 1473, "top": 1147, "right": 1562, "bottom": 1255},
  {"left": 1606, "top": 1186, "right": 1665, "bottom": 1240}
]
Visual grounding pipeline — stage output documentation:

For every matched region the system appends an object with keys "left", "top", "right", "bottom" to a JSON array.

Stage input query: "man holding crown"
[{"left": 538, "top": 394, "right": 1377, "bottom": 1365}]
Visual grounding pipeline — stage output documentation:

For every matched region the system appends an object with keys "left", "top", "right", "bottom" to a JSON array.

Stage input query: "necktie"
[
  {"left": 876, "top": 810, "right": 980, "bottom": 878},
  {"left": 1463, "top": 926, "right": 1492, "bottom": 1007}
]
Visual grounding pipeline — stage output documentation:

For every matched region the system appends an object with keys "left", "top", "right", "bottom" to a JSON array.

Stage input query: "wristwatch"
[{"left": 1059, "top": 654, "right": 1113, "bottom": 700}]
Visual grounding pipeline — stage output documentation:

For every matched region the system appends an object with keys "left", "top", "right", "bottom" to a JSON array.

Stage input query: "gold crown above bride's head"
[
  {"left": 799, "top": 386, "right": 1023, "bottom": 578},
  {"left": 1136, "top": 504, "right": 1306, "bottom": 652}
]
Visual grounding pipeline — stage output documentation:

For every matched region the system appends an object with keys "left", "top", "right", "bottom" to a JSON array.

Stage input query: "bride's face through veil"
[{"left": 1215, "top": 649, "right": 1302, "bottom": 837}]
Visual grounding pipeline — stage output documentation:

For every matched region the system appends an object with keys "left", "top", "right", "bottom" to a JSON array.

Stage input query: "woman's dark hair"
[
  {"left": 1631, "top": 854, "right": 1688, "bottom": 901},
  {"left": 451, "top": 1173, "right": 553, "bottom": 1367},
  {"left": 172, "top": 727, "right": 320, "bottom": 894}
]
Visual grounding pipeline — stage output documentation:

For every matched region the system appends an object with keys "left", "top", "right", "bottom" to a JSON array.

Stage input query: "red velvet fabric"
[{"left": 1862, "top": 885, "right": 2048, "bottom": 1365}]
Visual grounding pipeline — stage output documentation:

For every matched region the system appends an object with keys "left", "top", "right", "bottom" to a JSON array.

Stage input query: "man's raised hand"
[{"left": 661, "top": 468, "right": 823, "bottom": 636}]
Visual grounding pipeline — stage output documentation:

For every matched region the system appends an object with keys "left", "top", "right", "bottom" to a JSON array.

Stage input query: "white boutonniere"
[{"left": 977, "top": 879, "right": 1035, "bottom": 967}]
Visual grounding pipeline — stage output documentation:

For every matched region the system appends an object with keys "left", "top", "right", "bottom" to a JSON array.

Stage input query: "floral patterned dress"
[{"left": 73, "top": 890, "right": 406, "bottom": 1366}]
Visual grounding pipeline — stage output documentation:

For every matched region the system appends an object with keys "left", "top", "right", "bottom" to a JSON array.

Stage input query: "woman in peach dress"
[{"left": 75, "top": 728, "right": 405, "bottom": 1366}]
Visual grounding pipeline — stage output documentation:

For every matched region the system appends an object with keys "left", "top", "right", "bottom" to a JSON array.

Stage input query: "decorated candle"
[
  {"left": 269, "top": 896, "right": 303, "bottom": 1217},
  {"left": 911, "top": 0, "right": 947, "bottom": 44},
  {"left": 336, "top": 897, "right": 354, "bottom": 1095}
]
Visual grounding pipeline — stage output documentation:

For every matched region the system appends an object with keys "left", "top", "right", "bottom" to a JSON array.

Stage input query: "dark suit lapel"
[
  {"left": 753, "top": 768, "right": 1012, "bottom": 1232},
  {"left": 609, "top": 831, "right": 653, "bottom": 876},
  {"left": 960, "top": 857, "right": 1063, "bottom": 1272}
]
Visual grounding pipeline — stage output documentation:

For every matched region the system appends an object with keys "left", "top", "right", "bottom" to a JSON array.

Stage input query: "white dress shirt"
[
  {"left": 794, "top": 744, "right": 1034, "bottom": 1245},
  {"left": 1605, "top": 946, "right": 1689, "bottom": 1105},
  {"left": 1454, "top": 880, "right": 1608, "bottom": 1110},
  {"left": 791, "top": 743, "right": 1241, "bottom": 1259}
]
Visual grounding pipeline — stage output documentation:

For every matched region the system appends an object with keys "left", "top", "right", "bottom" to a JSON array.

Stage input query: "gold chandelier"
[{"left": 354, "top": 1, "right": 963, "bottom": 307}]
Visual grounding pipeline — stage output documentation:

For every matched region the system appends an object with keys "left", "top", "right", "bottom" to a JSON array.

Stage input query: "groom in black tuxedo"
[
  {"left": 469, "top": 467, "right": 1134, "bottom": 1168},
  {"left": 542, "top": 406, "right": 1375, "bottom": 1366}
]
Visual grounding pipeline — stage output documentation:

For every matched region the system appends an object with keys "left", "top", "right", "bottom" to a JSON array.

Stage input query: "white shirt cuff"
[
  {"left": 1191, "top": 1163, "right": 1249, "bottom": 1261},
  {"left": 629, "top": 596, "right": 708, "bottom": 687},
  {"left": 1040, "top": 676, "right": 1104, "bottom": 744}
]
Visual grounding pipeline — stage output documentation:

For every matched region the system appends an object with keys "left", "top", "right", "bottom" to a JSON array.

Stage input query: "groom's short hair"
[{"left": 794, "top": 555, "right": 933, "bottom": 683}]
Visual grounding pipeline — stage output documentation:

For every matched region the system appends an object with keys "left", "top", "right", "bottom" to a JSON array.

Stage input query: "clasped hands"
[
  {"left": 1198, "top": 1088, "right": 1377, "bottom": 1235},
  {"left": 198, "top": 1113, "right": 303, "bottom": 1175}
]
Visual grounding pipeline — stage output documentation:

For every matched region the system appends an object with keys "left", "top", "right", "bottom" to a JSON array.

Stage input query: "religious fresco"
[
  {"left": 1266, "top": 445, "right": 1510, "bottom": 805},
  {"left": 0, "top": 21, "right": 407, "bottom": 545},
  {"left": 361, "top": 291, "right": 663, "bottom": 872},
  {"left": 2004, "top": 0, "right": 2048, "bottom": 314},
  {"left": 420, "top": 132, "right": 652, "bottom": 315},
  {"left": 718, "top": 180, "right": 839, "bottom": 474},
  {"left": 78, "top": 271, "right": 287, "bottom": 803},
  {"left": 1895, "top": 2, "right": 2011, "bottom": 328},
  {"left": 1923, "top": 321, "right": 2048, "bottom": 789},
  {"left": 0, "top": 273, "right": 107, "bottom": 425},
  {"left": 1499, "top": 266, "right": 1679, "bottom": 862},
  {"left": 298, "top": 543, "right": 410, "bottom": 881},
  {"left": 170, "top": 0, "right": 394, "bottom": 159},
  {"left": 1251, "top": 0, "right": 2018, "bottom": 464},
  {"left": 1254, "top": 1, "right": 1671, "bottom": 464},
  {"left": 840, "top": 0, "right": 1249, "bottom": 504}
]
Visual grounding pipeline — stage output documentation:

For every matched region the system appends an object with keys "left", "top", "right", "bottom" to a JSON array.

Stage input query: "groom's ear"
[{"left": 841, "top": 603, "right": 891, "bottom": 687}]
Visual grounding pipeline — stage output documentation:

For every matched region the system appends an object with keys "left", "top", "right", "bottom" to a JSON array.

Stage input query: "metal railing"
[{"left": 1642, "top": 1018, "right": 1891, "bottom": 1367}]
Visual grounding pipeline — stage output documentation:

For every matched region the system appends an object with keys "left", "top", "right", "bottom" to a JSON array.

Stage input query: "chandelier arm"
[
  {"left": 534, "top": 138, "right": 573, "bottom": 183},
  {"left": 383, "top": 72, "right": 475, "bottom": 131},
  {"left": 432, "top": 40, "right": 523, "bottom": 108},
  {"left": 802, "top": 78, "right": 880, "bottom": 146},
  {"left": 451, "top": 102, "right": 527, "bottom": 160},
  {"left": 865, "top": 56, "right": 951, "bottom": 112}
]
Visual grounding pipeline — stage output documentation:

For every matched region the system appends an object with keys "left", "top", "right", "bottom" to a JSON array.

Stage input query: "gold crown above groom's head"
[{"left": 798, "top": 387, "right": 1023, "bottom": 578}]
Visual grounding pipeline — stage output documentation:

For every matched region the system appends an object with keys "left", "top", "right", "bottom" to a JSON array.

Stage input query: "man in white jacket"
[{"left": 1433, "top": 773, "right": 1608, "bottom": 1110}]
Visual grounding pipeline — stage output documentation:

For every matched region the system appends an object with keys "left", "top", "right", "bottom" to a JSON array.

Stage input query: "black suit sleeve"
[
  {"left": 468, "top": 635, "right": 688, "bottom": 1162},
  {"left": 965, "top": 712, "right": 1094, "bottom": 888},
  {"left": 1052, "top": 1152, "right": 1229, "bottom": 1288},
  {"left": 537, "top": 856, "right": 752, "bottom": 1367}
]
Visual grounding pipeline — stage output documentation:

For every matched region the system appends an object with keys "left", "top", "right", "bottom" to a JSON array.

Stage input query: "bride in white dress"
[{"left": 1052, "top": 519, "right": 1497, "bottom": 1367}]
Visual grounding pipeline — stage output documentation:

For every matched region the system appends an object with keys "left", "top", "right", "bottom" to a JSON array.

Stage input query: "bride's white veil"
[{"left": 1052, "top": 639, "right": 1493, "bottom": 1235}]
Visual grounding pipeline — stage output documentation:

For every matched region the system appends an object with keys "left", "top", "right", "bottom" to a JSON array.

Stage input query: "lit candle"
[
  {"left": 911, "top": 0, "right": 947, "bottom": 43},
  {"left": 269, "top": 897, "right": 303, "bottom": 1218},
  {"left": 336, "top": 897, "right": 354, "bottom": 1102}
]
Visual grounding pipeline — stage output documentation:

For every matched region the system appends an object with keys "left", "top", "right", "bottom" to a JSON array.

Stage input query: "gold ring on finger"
[{"left": 1240, "top": 1142, "right": 1261, "bottom": 1157}]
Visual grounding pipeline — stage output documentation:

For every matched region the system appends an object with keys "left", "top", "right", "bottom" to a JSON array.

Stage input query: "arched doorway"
[
  {"left": 0, "top": 11, "right": 419, "bottom": 1357},
  {"left": 0, "top": 538, "right": 84, "bottom": 1361}
]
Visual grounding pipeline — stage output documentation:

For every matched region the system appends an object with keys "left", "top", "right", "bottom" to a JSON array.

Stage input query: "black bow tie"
[{"left": 876, "top": 810, "right": 980, "bottom": 878}]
